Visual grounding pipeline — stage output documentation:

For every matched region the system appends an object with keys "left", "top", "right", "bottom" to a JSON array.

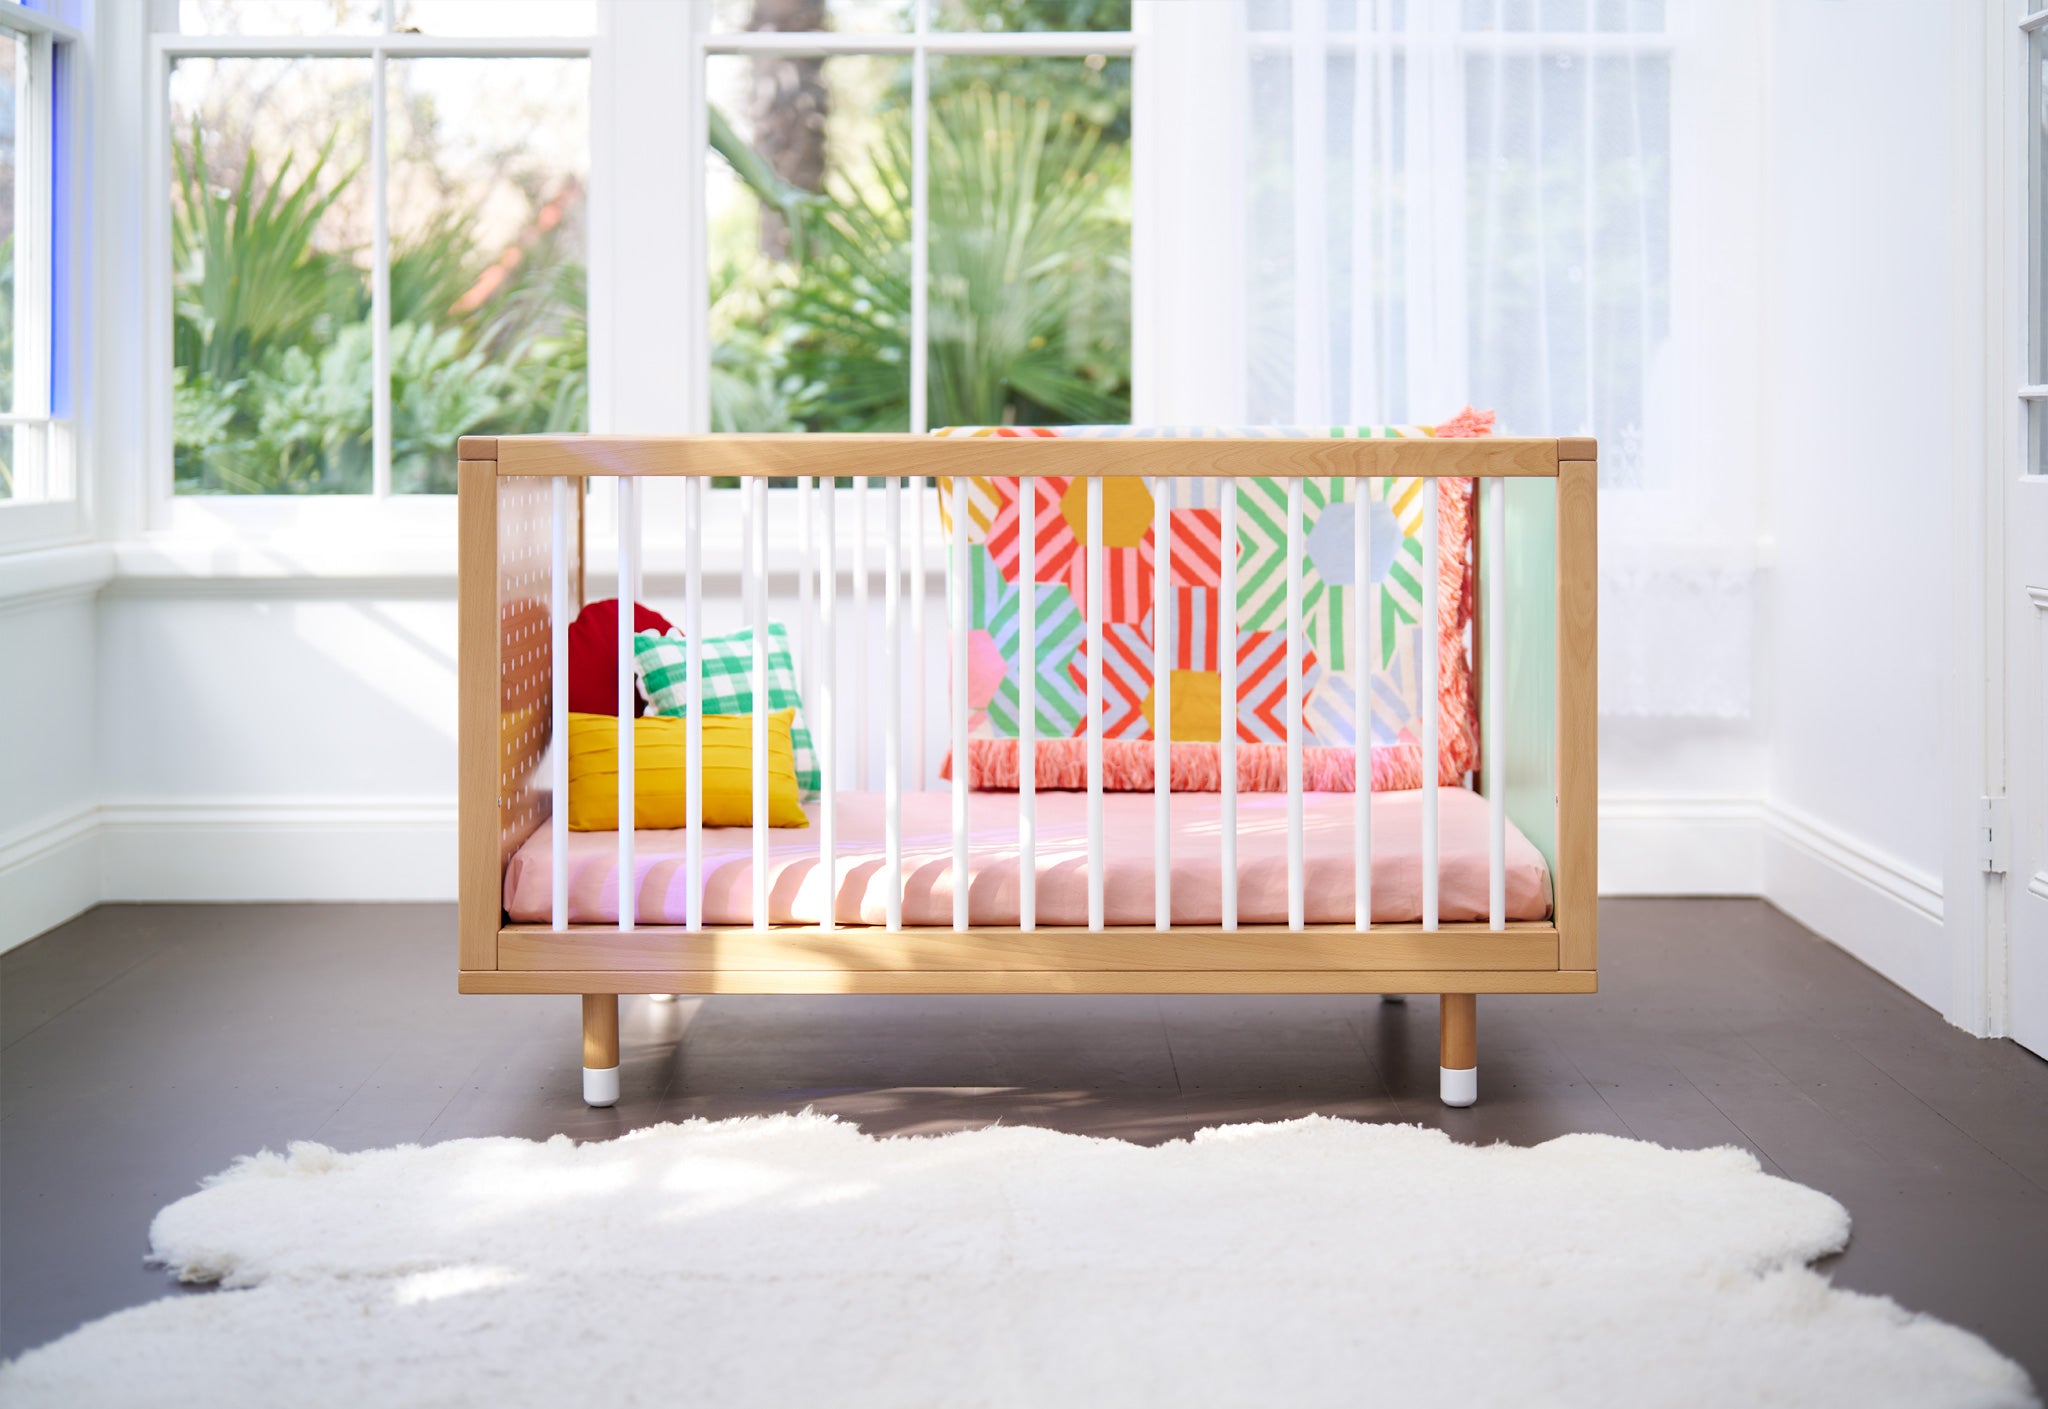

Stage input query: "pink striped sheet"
[{"left": 504, "top": 786, "right": 1551, "bottom": 928}]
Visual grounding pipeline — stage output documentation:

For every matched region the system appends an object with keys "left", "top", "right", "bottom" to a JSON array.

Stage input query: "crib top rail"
[{"left": 457, "top": 433, "right": 1588, "bottom": 480}]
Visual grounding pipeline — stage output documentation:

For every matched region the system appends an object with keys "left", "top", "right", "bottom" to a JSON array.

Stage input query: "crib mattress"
[{"left": 504, "top": 786, "right": 1551, "bottom": 928}]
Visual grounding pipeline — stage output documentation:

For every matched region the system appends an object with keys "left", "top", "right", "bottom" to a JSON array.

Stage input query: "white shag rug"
[{"left": 1, "top": 1115, "right": 2034, "bottom": 1408}]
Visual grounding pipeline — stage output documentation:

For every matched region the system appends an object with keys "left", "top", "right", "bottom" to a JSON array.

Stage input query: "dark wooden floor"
[{"left": 3, "top": 900, "right": 2045, "bottom": 1382}]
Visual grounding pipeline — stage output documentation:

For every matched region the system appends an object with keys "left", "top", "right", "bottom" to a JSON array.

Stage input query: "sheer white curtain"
[
  {"left": 1152, "top": 0, "right": 1756, "bottom": 717},
  {"left": 1245, "top": 0, "right": 1672, "bottom": 477}
]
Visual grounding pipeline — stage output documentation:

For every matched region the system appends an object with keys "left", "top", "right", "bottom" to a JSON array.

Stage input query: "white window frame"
[
  {"left": 142, "top": 0, "right": 1150, "bottom": 554},
  {"left": 143, "top": 3, "right": 598, "bottom": 540},
  {"left": 0, "top": 0, "right": 83, "bottom": 551},
  {"left": 2020, "top": 5, "right": 2047, "bottom": 450}
]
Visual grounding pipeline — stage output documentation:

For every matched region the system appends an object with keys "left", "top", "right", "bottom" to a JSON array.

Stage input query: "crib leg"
[
  {"left": 1439, "top": 994, "right": 1477, "bottom": 1107},
  {"left": 582, "top": 994, "right": 620, "bottom": 1107}
]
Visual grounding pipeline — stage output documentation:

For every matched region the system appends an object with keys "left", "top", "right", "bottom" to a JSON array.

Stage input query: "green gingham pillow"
[{"left": 633, "top": 623, "right": 819, "bottom": 794}]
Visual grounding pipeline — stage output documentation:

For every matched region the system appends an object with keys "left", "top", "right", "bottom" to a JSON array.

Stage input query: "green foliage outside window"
[
  {"left": 709, "top": 1, "right": 1133, "bottom": 437},
  {"left": 171, "top": 125, "right": 587, "bottom": 495}
]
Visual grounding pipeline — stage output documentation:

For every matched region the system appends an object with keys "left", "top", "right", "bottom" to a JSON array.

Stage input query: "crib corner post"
[
  {"left": 1439, "top": 993, "right": 1477, "bottom": 1108},
  {"left": 582, "top": 994, "right": 620, "bottom": 1108}
]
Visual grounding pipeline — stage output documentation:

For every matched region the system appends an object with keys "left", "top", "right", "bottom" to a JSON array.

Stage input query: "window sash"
[
  {"left": 699, "top": 5, "right": 1142, "bottom": 440},
  {"left": 148, "top": 24, "right": 598, "bottom": 516},
  {"left": 148, "top": 2, "right": 1142, "bottom": 518},
  {"left": 0, "top": 12, "right": 67, "bottom": 521}
]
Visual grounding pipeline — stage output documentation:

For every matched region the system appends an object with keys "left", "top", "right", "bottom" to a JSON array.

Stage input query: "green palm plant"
[
  {"left": 389, "top": 211, "right": 479, "bottom": 330},
  {"left": 463, "top": 226, "right": 590, "bottom": 448},
  {"left": 172, "top": 123, "right": 363, "bottom": 389},
  {"left": 712, "top": 83, "right": 1131, "bottom": 433},
  {"left": 172, "top": 125, "right": 370, "bottom": 492},
  {"left": 924, "top": 86, "right": 1129, "bottom": 427}
]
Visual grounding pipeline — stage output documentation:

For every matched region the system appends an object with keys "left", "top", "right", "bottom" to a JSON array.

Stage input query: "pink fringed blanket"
[{"left": 942, "top": 735, "right": 1462, "bottom": 793}]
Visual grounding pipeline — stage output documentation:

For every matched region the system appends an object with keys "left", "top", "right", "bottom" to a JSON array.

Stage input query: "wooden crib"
[{"left": 456, "top": 433, "right": 1597, "bottom": 1109}]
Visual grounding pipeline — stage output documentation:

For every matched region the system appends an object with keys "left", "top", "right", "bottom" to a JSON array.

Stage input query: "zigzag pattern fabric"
[{"left": 933, "top": 422, "right": 1485, "bottom": 785}]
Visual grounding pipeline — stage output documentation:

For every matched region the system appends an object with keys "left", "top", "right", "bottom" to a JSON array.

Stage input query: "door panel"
[{"left": 2005, "top": 11, "right": 2048, "bottom": 1057}]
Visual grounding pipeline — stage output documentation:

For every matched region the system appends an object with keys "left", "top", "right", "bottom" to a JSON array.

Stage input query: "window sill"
[{"left": 0, "top": 541, "right": 114, "bottom": 612}]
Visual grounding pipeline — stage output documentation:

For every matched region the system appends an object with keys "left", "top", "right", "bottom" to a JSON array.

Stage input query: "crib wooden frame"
[{"left": 456, "top": 433, "right": 1597, "bottom": 1108}]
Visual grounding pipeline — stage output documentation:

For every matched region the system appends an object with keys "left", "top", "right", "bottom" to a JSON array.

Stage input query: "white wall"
[
  {"left": 1757, "top": 0, "right": 1985, "bottom": 1015},
  {"left": 91, "top": 582, "right": 461, "bottom": 903},
  {"left": 0, "top": 574, "right": 102, "bottom": 944}
]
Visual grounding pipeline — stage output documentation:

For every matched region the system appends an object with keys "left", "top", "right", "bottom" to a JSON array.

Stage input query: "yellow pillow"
[{"left": 565, "top": 710, "right": 809, "bottom": 830}]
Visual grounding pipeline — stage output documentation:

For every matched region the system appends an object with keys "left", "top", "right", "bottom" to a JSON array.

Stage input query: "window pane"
[
  {"left": 0, "top": 27, "right": 20, "bottom": 425},
  {"left": 395, "top": 1, "right": 597, "bottom": 37},
  {"left": 170, "top": 58, "right": 372, "bottom": 495},
  {"left": 709, "top": 0, "right": 912, "bottom": 34},
  {"left": 926, "top": 54, "right": 1130, "bottom": 427},
  {"left": 931, "top": 0, "right": 1131, "bottom": 32},
  {"left": 387, "top": 57, "right": 589, "bottom": 494},
  {"left": 708, "top": 53, "right": 912, "bottom": 434},
  {"left": 177, "top": 0, "right": 383, "bottom": 36}
]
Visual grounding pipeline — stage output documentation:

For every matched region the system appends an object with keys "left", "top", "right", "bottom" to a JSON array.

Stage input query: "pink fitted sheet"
[{"left": 504, "top": 786, "right": 1551, "bottom": 928}]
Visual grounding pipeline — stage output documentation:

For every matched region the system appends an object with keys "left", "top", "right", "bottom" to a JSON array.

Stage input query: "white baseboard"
[
  {"left": 0, "top": 803, "right": 103, "bottom": 955},
  {"left": 1598, "top": 794, "right": 1948, "bottom": 1011},
  {"left": 98, "top": 797, "right": 459, "bottom": 904},
  {"left": 1762, "top": 799, "right": 1947, "bottom": 1011},
  {"left": 1600, "top": 796, "right": 1765, "bottom": 895},
  {"left": 0, "top": 797, "right": 459, "bottom": 952}
]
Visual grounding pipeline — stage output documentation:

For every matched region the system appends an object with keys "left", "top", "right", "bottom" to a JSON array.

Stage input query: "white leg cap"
[
  {"left": 1440, "top": 1065, "right": 1477, "bottom": 1107},
  {"left": 583, "top": 1065, "right": 620, "bottom": 1108},
  {"left": 648, "top": 993, "right": 677, "bottom": 1004},
  {"left": 1381, "top": 994, "right": 1407, "bottom": 1004}
]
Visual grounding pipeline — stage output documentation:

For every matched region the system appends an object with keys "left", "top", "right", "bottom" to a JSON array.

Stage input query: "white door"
[{"left": 2005, "top": 5, "right": 2048, "bottom": 1058}]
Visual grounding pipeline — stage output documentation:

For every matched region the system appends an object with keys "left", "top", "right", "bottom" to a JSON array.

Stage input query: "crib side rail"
[{"left": 458, "top": 433, "right": 1570, "bottom": 481}]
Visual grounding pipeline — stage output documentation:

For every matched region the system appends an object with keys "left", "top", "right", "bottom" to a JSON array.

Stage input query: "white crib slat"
[
  {"left": 1353, "top": 475, "right": 1371, "bottom": 930},
  {"left": 751, "top": 477, "right": 770, "bottom": 931},
  {"left": 884, "top": 475, "right": 903, "bottom": 932},
  {"left": 854, "top": 476, "right": 871, "bottom": 791},
  {"left": 1019, "top": 475, "right": 1037, "bottom": 932},
  {"left": 685, "top": 478, "right": 704, "bottom": 933},
  {"left": 951, "top": 475, "right": 971, "bottom": 932},
  {"left": 550, "top": 476, "right": 569, "bottom": 933},
  {"left": 912, "top": 476, "right": 927, "bottom": 790},
  {"left": 1487, "top": 475, "right": 1506, "bottom": 931},
  {"left": 1285, "top": 476, "right": 1305, "bottom": 932},
  {"left": 1154, "top": 475, "right": 1172, "bottom": 928},
  {"left": 1220, "top": 477, "right": 1239, "bottom": 932},
  {"left": 798, "top": 476, "right": 814, "bottom": 711},
  {"left": 1422, "top": 483, "right": 1441, "bottom": 932},
  {"left": 616, "top": 477, "right": 636, "bottom": 933},
  {"left": 1086, "top": 476, "right": 1105, "bottom": 932},
  {"left": 818, "top": 478, "right": 837, "bottom": 932}
]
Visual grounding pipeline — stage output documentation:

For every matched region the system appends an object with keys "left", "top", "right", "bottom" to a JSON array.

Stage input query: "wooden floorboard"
[{"left": 1, "top": 897, "right": 2044, "bottom": 1387}]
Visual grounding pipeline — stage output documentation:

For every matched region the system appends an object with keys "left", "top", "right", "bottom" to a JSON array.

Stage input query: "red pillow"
[{"left": 566, "top": 598, "right": 675, "bottom": 716}]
